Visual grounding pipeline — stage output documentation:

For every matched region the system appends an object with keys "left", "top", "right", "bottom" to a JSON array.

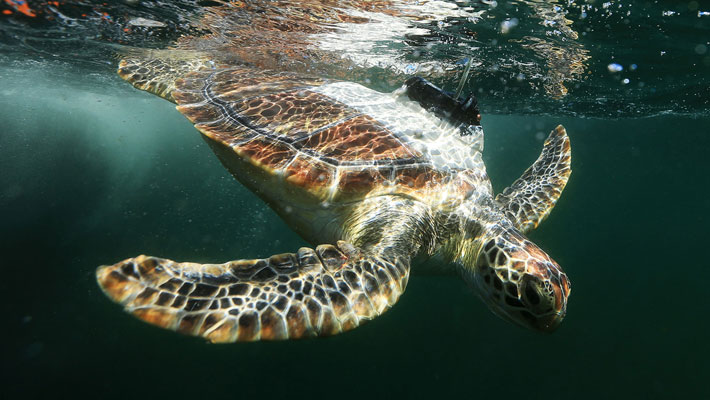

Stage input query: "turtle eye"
[{"left": 524, "top": 282, "right": 540, "bottom": 305}]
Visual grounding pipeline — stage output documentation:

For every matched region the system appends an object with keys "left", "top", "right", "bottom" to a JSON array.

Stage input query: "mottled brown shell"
[{"left": 171, "top": 66, "right": 462, "bottom": 204}]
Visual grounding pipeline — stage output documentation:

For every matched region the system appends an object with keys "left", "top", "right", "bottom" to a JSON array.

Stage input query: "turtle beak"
[
  {"left": 525, "top": 310, "right": 564, "bottom": 333},
  {"left": 518, "top": 269, "right": 570, "bottom": 333}
]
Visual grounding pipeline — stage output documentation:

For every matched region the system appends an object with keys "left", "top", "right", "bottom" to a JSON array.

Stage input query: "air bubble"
[
  {"left": 607, "top": 63, "right": 623, "bottom": 72},
  {"left": 500, "top": 18, "right": 519, "bottom": 34}
]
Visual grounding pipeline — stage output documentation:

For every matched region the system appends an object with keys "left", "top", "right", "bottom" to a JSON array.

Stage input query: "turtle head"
[{"left": 464, "top": 227, "right": 570, "bottom": 333}]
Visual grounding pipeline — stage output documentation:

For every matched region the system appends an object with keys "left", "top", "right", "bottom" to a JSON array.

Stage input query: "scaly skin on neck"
[{"left": 342, "top": 195, "right": 444, "bottom": 263}]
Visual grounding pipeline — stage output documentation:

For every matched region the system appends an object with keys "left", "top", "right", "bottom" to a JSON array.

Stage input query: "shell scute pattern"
[
  {"left": 236, "top": 137, "right": 295, "bottom": 171},
  {"left": 337, "top": 168, "right": 387, "bottom": 194},
  {"left": 282, "top": 155, "right": 335, "bottom": 188},
  {"left": 172, "top": 66, "right": 465, "bottom": 203},
  {"left": 233, "top": 90, "right": 358, "bottom": 138},
  {"left": 299, "top": 114, "right": 420, "bottom": 161}
]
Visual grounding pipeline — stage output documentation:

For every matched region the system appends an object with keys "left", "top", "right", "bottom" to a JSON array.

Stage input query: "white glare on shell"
[
  {"left": 608, "top": 63, "right": 623, "bottom": 72},
  {"left": 622, "top": 78, "right": 630, "bottom": 84}
]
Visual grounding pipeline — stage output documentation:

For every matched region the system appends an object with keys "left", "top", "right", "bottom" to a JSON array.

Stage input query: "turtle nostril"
[{"left": 525, "top": 283, "right": 540, "bottom": 305}]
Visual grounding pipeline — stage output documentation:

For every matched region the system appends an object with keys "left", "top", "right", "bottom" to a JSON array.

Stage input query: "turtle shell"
[{"left": 171, "top": 66, "right": 487, "bottom": 206}]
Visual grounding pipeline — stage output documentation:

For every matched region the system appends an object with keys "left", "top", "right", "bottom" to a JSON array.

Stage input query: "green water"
[
  {"left": 1, "top": 60, "right": 708, "bottom": 399},
  {"left": 2, "top": 0, "right": 710, "bottom": 398}
]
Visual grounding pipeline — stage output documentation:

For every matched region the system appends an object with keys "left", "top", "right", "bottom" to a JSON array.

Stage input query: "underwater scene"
[{"left": 1, "top": 0, "right": 708, "bottom": 398}]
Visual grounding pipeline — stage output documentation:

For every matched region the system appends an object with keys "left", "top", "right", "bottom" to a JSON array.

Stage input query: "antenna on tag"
[{"left": 455, "top": 56, "right": 474, "bottom": 100}]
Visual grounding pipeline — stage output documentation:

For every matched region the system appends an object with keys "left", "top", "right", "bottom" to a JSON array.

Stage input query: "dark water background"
[{"left": 1, "top": 1, "right": 709, "bottom": 399}]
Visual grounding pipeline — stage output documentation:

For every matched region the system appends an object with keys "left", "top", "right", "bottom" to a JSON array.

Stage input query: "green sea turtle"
[{"left": 96, "top": 55, "right": 572, "bottom": 342}]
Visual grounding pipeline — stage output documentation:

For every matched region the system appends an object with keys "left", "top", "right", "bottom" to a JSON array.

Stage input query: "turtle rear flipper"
[
  {"left": 96, "top": 242, "right": 409, "bottom": 342},
  {"left": 496, "top": 125, "right": 571, "bottom": 233}
]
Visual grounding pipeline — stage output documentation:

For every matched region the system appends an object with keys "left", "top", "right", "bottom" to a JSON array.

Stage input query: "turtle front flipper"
[
  {"left": 495, "top": 125, "right": 572, "bottom": 233},
  {"left": 96, "top": 242, "right": 409, "bottom": 342}
]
